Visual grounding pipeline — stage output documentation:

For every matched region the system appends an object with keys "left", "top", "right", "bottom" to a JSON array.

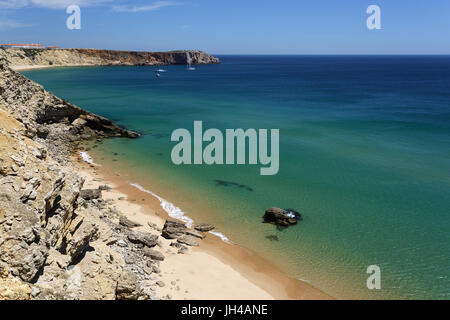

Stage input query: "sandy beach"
[
  {"left": 10, "top": 64, "right": 92, "bottom": 71},
  {"left": 75, "top": 152, "right": 333, "bottom": 300}
]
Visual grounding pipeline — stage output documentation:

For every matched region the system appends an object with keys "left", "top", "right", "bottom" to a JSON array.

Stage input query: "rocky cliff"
[
  {"left": 0, "top": 63, "right": 170, "bottom": 300},
  {"left": 0, "top": 61, "right": 141, "bottom": 299},
  {"left": 0, "top": 48, "right": 219, "bottom": 68},
  {"left": 0, "top": 60, "right": 216, "bottom": 300}
]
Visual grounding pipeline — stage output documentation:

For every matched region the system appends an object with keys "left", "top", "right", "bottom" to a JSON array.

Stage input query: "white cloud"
[
  {"left": 0, "top": 0, "right": 112, "bottom": 9},
  {"left": 0, "top": 0, "right": 28, "bottom": 9},
  {"left": 113, "top": 1, "right": 182, "bottom": 13},
  {"left": 0, "top": 19, "right": 31, "bottom": 30},
  {"left": 31, "top": 0, "right": 113, "bottom": 9}
]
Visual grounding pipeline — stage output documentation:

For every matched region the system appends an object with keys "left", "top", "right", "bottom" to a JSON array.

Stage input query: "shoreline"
[
  {"left": 10, "top": 64, "right": 93, "bottom": 71},
  {"left": 75, "top": 150, "right": 333, "bottom": 300},
  {"left": 3, "top": 60, "right": 333, "bottom": 299}
]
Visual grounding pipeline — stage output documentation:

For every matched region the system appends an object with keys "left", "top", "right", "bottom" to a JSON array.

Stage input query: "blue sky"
[{"left": 0, "top": 0, "right": 449, "bottom": 54}]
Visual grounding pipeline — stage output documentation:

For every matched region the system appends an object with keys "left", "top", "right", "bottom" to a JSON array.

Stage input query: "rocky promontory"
[
  {"left": 0, "top": 63, "right": 138, "bottom": 161},
  {"left": 0, "top": 48, "right": 219, "bottom": 69}
]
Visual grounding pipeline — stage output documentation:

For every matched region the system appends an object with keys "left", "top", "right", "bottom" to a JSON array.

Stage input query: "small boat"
[
  {"left": 187, "top": 63, "right": 196, "bottom": 71},
  {"left": 156, "top": 69, "right": 167, "bottom": 73},
  {"left": 156, "top": 72, "right": 161, "bottom": 78}
]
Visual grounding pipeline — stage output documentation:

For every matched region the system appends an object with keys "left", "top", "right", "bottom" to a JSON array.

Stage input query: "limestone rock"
[
  {"left": 194, "top": 223, "right": 215, "bottom": 232},
  {"left": 143, "top": 248, "right": 165, "bottom": 261},
  {"left": 177, "top": 235, "right": 199, "bottom": 247},
  {"left": 65, "top": 220, "right": 99, "bottom": 262},
  {"left": 263, "top": 207, "right": 302, "bottom": 228},
  {"left": 116, "top": 270, "right": 139, "bottom": 300},
  {"left": 119, "top": 216, "right": 142, "bottom": 228},
  {"left": 80, "top": 189, "right": 102, "bottom": 201},
  {"left": 161, "top": 220, "right": 186, "bottom": 239},
  {"left": 0, "top": 276, "right": 31, "bottom": 300},
  {"left": 186, "top": 229, "right": 206, "bottom": 239},
  {"left": 127, "top": 231, "right": 158, "bottom": 248}
]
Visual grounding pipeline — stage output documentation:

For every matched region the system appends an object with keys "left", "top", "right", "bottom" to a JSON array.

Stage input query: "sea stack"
[{"left": 263, "top": 207, "right": 302, "bottom": 228}]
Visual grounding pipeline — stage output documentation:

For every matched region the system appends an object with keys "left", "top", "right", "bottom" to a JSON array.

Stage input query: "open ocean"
[{"left": 23, "top": 55, "right": 450, "bottom": 299}]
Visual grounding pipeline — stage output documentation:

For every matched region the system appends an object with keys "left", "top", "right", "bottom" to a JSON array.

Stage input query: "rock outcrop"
[
  {"left": 0, "top": 48, "right": 219, "bottom": 68},
  {"left": 0, "top": 63, "right": 139, "bottom": 162},
  {"left": 263, "top": 207, "right": 302, "bottom": 229},
  {"left": 194, "top": 223, "right": 215, "bottom": 232},
  {"left": 0, "top": 63, "right": 168, "bottom": 300},
  {"left": 0, "top": 55, "right": 219, "bottom": 300}
]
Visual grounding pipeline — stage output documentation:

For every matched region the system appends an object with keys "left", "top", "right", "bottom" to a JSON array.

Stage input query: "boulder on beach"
[
  {"left": 185, "top": 229, "right": 206, "bottom": 239},
  {"left": 194, "top": 223, "right": 215, "bottom": 232},
  {"left": 263, "top": 207, "right": 302, "bottom": 228},
  {"left": 80, "top": 188, "right": 102, "bottom": 201},
  {"left": 143, "top": 248, "right": 165, "bottom": 261},
  {"left": 119, "top": 216, "right": 142, "bottom": 228},
  {"left": 161, "top": 220, "right": 186, "bottom": 239},
  {"left": 127, "top": 231, "right": 158, "bottom": 247},
  {"left": 177, "top": 235, "right": 199, "bottom": 247}
]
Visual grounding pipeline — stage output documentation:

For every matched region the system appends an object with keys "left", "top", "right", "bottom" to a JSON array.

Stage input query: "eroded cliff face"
[
  {"left": 0, "top": 106, "right": 127, "bottom": 299},
  {"left": 0, "top": 64, "right": 160, "bottom": 300},
  {"left": 0, "top": 48, "right": 219, "bottom": 68},
  {"left": 0, "top": 63, "right": 138, "bottom": 162}
]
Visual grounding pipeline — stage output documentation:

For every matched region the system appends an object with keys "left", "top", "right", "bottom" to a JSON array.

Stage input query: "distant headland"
[{"left": 0, "top": 47, "right": 219, "bottom": 70}]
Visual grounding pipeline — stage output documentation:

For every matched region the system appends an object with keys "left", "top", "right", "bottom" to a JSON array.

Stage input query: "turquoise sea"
[{"left": 23, "top": 55, "right": 450, "bottom": 299}]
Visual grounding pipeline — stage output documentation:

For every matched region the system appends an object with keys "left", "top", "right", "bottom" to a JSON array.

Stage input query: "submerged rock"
[{"left": 263, "top": 207, "right": 302, "bottom": 228}]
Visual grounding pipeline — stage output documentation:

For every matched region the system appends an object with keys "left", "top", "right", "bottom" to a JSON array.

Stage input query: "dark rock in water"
[
  {"left": 161, "top": 220, "right": 186, "bottom": 239},
  {"left": 119, "top": 216, "right": 142, "bottom": 228},
  {"left": 263, "top": 207, "right": 302, "bottom": 229},
  {"left": 194, "top": 223, "right": 215, "bottom": 233},
  {"left": 127, "top": 231, "right": 158, "bottom": 247},
  {"left": 80, "top": 189, "right": 102, "bottom": 201},
  {"left": 214, "top": 180, "right": 253, "bottom": 192},
  {"left": 265, "top": 235, "right": 279, "bottom": 241}
]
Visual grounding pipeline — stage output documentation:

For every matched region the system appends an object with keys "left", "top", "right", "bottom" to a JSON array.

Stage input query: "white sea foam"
[
  {"left": 209, "top": 231, "right": 232, "bottom": 244},
  {"left": 129, "top": 183, "right": 194, "bottom": 228},
  {"left": 80, "top": 151, "right": 100, "bottom": 166},
  {"left": 129, "top": 183, "right": 232, "bottom": 244},
  {"left": 297, "top": 277, "right": 312, "bottom": 284}
]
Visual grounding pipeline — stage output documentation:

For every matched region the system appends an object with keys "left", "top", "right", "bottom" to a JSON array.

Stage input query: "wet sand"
[{"left": 75, "top": 152, "right": 333, "bottom": 300}]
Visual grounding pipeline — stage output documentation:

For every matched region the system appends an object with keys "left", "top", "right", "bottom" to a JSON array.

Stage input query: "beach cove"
[
  {"left": 74, "top": 148, "right": 331, "bottom": 300},
  {"left": 16, "top": 55, "right": 450, "bottom": 300}
]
